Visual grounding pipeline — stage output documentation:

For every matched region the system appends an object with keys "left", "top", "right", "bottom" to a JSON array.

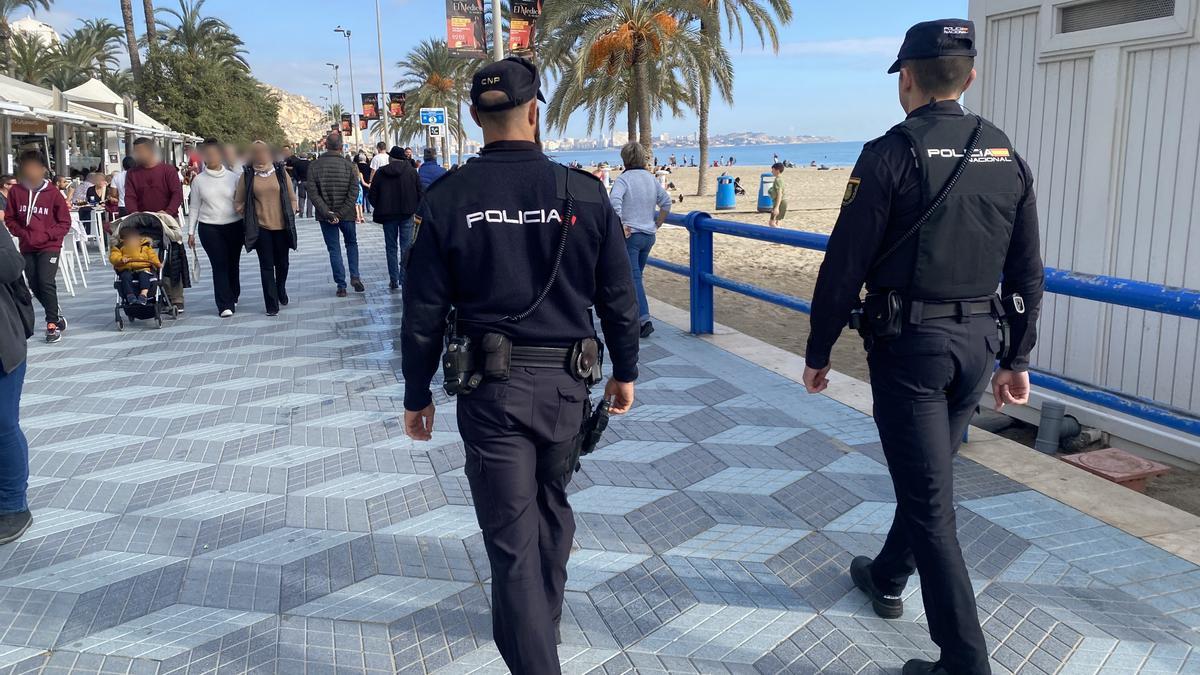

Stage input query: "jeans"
[
  {"left": 295, "top": 181, "right": 313, "bottom": 219},
  {"left": 625, "top": 231, "right": 655, "bottom": 322},
  {"left": 0, "top": 362, "right": 29, "bottom": 513},
  {"left": 255, "top": 228, "right": 290, "bottom": 313},
  {"left": 381, "top": 218, "right": 414, "bottom": 286},
  {"left": 319, "top": 220, "right": 360, "bottom": 289},
  {"left": 118, "top": 270, "right": 154, "bottom": 299},
  {"left": 198, "top": 221, "right": 244, "bottom": 313}
]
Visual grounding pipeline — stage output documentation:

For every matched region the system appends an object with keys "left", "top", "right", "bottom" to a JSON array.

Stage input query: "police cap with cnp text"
[
  {"left": 888, "top": 19, "right": 977, "bottom": 74},
  {"left": 470, "top": 56, "right": 548, "bottom": 112}
]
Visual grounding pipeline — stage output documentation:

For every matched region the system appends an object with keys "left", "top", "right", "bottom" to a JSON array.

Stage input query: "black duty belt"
[
  {"left": 510, "top": 346, "right": 572, "bottom": 369},
  {"left": 910, "top": 298, "right": 998, "bottom": 323}
]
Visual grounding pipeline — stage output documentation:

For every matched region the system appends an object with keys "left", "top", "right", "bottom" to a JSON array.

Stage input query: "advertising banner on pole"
[
  {"left": 388, "top": 92, "right": 407, "bottom": 118},
  {"left": 340, "top": 113, "right": 353, "bottom": 136},
  {"left": 361, "top": 93, "right": 380, "bottom": 121},
  {"left": 509, "top": 0, "right": 542, "bottom": 55},
  {"left": 446, "top": 0, "right": 488, "bottom": 58}
]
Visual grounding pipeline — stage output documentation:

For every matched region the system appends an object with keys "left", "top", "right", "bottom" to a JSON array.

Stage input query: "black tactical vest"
[{"left": 876, "top": 114, "right": 1024, "bottom": 300}]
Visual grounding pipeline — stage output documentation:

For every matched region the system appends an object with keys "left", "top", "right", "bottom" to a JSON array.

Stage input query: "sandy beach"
[{"left": 630, "top": 164, "right": 874, "bottom": 381}]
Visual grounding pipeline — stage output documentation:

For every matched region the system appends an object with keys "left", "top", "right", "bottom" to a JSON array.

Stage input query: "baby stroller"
[{"left": 110, "top": 213, "right": 180, "bottom": 330}]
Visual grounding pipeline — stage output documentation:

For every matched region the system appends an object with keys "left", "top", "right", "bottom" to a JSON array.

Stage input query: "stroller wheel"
[
  {"left": 116, "top": 318, "right": 124, "bottom": 331},
  {"left": 156, "top": 316, "right": 163, "bottom": 329}
]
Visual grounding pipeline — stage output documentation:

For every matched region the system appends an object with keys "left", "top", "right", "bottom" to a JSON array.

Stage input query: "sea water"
[{"left": 543, "top": 141, "right": 866, "bottom": 168}]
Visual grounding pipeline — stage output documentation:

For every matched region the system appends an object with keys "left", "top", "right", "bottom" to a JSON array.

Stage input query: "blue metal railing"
[{"left": 649, "top": 211, "right": 1200, "bottom": 437}]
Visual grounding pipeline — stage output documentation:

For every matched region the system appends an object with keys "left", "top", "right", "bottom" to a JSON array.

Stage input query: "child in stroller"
[
  {"left": 110, "top": 228, "right": 160, "bottom": 306},
  {"left": 109, "top": 214, "right": 177, "bottom": 329}
]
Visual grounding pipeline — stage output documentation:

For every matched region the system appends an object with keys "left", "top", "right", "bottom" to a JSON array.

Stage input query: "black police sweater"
[{"left": 401, "top": 141, "right": 640, "bottom": 411}]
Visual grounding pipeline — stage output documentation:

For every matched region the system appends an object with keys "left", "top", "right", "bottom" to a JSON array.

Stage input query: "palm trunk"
[
  {"left": 441, "top": 134, "right": 449, "bottom": 170},
  {"left": 634, "top": 53, "right": 652, "bottom": 154},
  {"left": 626, "top": 102, "right": 636, "bottom": 145},
  {"left": 120, "top": 0, "right": 142, "bottom": 81},
  {"left": 1, "top": 22, "right": 12, "bottom": 78},
  {"left": 697, "top": 77, "right": 711, "bottom": 195},
  {"left": 142, "top": 0, "right": 158, "bottom": 56},
  {"left": 456, "top": 93, "right": 464, "bottom": 164}
]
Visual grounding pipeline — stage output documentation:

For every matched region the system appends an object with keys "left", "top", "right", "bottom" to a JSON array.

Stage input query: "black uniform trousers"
[
  {"left": 867, "top": 314, "right": 998, "bottom": 675},
  {"left": 198, "top": 221, "right": 244, "bottom": 313},
  {"left": 23, "top": 251, "right": 61, "bottom": 325},
  {"left": 253, "top": 228, "right": 290, "bottom": 314},
  {"left": 457, "top": 366, "right": 589, "bottom": 675}
]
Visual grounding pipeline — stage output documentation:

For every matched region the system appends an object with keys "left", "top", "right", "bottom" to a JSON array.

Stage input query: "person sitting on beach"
[
  {"left": 109, "top": 228, "right": 161, "bottom": 305},
  {"left": 768, "top": 162, "right": 788, "bottom": 228},
  {"left": 734, "top": 177, "right": 747, "bottom": 196}
]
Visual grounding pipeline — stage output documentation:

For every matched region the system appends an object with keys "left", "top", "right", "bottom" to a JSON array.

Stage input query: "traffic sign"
[
  {"left": 420, "top": 108, "right": 447, "bottom": 125},
  {"left": 428, "top": 124, "right": 444, "bottom": 138}
]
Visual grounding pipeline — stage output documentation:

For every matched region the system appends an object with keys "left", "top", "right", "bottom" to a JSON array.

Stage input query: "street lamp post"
[
  {"left": 375, "top": 0, "right": 390, "bottom": 147},
  {"left": 492, "top": 0, "right": 504, "bottom": 61},
  {"left": 322, "top": 83, "right": 336, "bottom": 123},
  {"left": 325, "top": 63, "right": 342, "bottom": 111},
  {"left": 335, "top": 26, "right": 359, "bottom": 148}
]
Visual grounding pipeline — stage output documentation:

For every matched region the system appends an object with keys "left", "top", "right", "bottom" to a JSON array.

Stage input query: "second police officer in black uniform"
[
  {"left": 400, "top": 56, "right": 641, "bottom": 675},
  {"left": 804, "top": 19, "right": 1045, "bottom": 675}
]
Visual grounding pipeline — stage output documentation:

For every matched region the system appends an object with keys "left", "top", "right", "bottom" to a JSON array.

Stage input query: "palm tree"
[
  {"left": 72, "top": 19, "right": 125, "bottom": 75},
  {"left": 155, "top": 0, "right": 247, "bottom": 69},
  {"left": 8, "top": 29, "right": 50, "bottom": 83},
  {"left": 541, "top": 0, "right": 729, "bottom": 154},
  {"left": 395, "top": 39, "right": 469, "bottom": 163},
  {"left": 0, "top": 0, "right": 51, "bottom": 77},
  {"left": 100, "top": 67, "right": 136, "bottom": 97},
  {"left": 141, "top": 0, "right": 157, "bottom": 56},
  {"left": 11, "top": 18, "right": 125, "bottom": 90},
  {"left": 119, "top": 0, "right": 142, "bottom": 82},
  {"left": 690, "top": 0, "right": 792, "bottom": 194}
]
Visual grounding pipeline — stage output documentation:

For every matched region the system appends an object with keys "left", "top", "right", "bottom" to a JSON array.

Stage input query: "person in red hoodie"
[{"left": 4, "top": 151, "right": 71, "bottom": 343}]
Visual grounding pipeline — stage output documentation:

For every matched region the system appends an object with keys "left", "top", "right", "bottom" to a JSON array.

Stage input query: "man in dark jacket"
[
  {"left": 308, "top": 133, "right": 364, "bottom": 297},
  {"left": 0, "top": 215, "right": 34, "bottom": 544},
  {"left": 127, "top": 138, "right": 187, "bottom": 311},
  {"left": 368, "top": 146, "right": 423, "bottom": 290},
  {"left": 417, "top": 147, "right": 447, "bottom": 189}
]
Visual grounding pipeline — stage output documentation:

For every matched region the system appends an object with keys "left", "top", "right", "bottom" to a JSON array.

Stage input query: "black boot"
[
  {"left": 851, "top": 556, "right": 903, "bottom": 619},
  {"left": 902, "top": 660, "right": 949, "bottom": 675}
]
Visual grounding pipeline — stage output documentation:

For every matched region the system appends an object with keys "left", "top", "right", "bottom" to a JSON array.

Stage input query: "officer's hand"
[
  {"left": 803, "top": 365, "right": 831, "bottom": 394},
  {"left": 404, "top": 405, "right": 436, "bottom": 441},
  {"left": 991, "top": 369, "right": 1030, "bottom": 410},
  {"left": 604, "top": 378, "right": 635, "bottom": 415}
]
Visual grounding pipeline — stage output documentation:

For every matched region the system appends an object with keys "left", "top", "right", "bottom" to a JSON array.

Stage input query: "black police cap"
[
  {"left": 470, "top": 56, "right": 548, "bottom": 112},
  {"left": 888, "top": 19, "right": 977, "bottom": 74}
]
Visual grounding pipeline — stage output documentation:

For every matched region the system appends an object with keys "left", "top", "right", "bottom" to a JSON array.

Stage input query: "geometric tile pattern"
[{"left": 2, "top": 224, "right": 1197, "bottom": 673}]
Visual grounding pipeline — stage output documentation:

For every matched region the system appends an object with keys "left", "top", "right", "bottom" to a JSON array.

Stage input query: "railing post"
[{"left": 686, "top": 211, "right": 714, "bottom": 335}]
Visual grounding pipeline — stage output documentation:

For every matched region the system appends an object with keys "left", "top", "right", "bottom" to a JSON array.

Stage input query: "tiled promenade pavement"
[{"left": 3, "top": 223, "right": 1199, "bottom": 674}]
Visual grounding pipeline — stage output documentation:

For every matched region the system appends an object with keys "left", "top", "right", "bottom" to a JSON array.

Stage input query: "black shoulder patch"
[{"left": 565, "top": 166, "right": 606, "bottom": 204}]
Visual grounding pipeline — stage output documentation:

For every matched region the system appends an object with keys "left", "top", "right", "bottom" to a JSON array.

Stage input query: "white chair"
[{"left": 58, "top": 229, "right": 88, "bottom": 294}]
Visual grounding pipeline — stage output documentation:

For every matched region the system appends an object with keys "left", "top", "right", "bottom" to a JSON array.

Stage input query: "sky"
[{"left": 38, "top": 0, "right": 968, "bottom": 143}]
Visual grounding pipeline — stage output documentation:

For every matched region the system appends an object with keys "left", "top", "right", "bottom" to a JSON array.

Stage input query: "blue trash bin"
[
  {"left": 757, "top": 173, "right": 776, "bottom": 213},
  {"left": 716, "top": 176, "right": 736, "bottom": 210}
]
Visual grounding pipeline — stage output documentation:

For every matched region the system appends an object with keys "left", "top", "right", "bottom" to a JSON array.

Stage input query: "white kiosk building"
[{"left": 967, "top": 0, "right": 1200, "bottom": 464}]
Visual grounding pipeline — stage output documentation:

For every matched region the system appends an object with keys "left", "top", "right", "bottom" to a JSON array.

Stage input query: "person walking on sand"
[
  {"left": 4, "top": 152, "right": 71, "bottom": 343},
  {"left": 308, "top": 133, "right": 364, "bottom": 297},
  {"left": 610, "top": 142, "right": 671, "bottom": 339},
  {"left": 0, "top": 218, "right": 34, "bottom": 544},
  {"left": 236, "top": 141, "right": 298, "bottom": 317},
  {"left": 768, "top": 162, "right": 788, "bottom": 227},
  {"left": 189, "top": 139, "right": 244, "bottom": 317}
]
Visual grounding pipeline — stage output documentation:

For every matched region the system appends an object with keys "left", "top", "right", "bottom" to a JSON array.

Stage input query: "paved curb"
[{"left": 647, "top": 296, "right": 1200, "bottom": 565}]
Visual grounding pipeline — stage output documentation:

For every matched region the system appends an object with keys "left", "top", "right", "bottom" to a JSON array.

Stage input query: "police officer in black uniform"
[
  {"left": 803, "top": 19, "right": 1044, "bottom": 675},
  {"left": 400, "top": 57, "right": 640, "bottom": 675}
]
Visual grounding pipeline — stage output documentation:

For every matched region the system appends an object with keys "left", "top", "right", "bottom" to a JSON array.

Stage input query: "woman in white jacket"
[{"left": 188, "top": 139, "right": 243, "bottom": 317}]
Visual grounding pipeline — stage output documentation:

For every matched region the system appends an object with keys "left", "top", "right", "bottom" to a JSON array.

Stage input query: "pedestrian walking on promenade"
[
  {"left": 111, "top": 156, "right": 134, "bottom": 218},
  {"left": 236, "top": 141, "right": 298, "bottom": 317},
  {"left": 368, "top": 146, "right": 423, "bottom": 291},
  {"left": 417, "top": 147, "right": 447, "bottom": 189},
  {"left": 282, "top": 146, "right": 314, "bottom": 219},
  {"left": 0, "top": 222, "right": 33, "bottom": 544},
  {"left": 308, "top": 133, "right": 364, "bottom": 297},
  {"left": 127, "top": 137, "right": 187, "bottom": 312},
  {"left": 368, "top": 141, "right": 390, "bottom": 182},
  {"left": 804, "top": 20, "right": 1044, "bottom": 675},
  {"left": 610, "top": 141, "right": 671, "bottom": 339},
  {"left": 189, "top": 139, "right": 244, "bottom": 317},
  {"left": 4, "top": 151, "right": 71, "bottom": 343},
  {"left": 401, "top": 56, "right": 640, "bottom": 675}
]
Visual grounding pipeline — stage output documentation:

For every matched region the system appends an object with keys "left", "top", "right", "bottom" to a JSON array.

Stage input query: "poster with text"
[
  {"left": 446, "top": 0, "right": 487, "bottom": 58},
  {"left": 388, "top": 92, "right": 407, "bottom": 118},
  {"left": 361, "top": 93, "right": 380, "bottom": 121},
  {"left": 509, "top": 0, "right": 541, "bottom": 55}
]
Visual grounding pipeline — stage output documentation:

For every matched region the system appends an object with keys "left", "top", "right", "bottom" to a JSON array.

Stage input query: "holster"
[
  {"left": 570, "top": 337, "right": 604, "bottom": 386},
  {"left": 442, "top": 336, "right": 482, "bottom": 396},
  {"left": 851, "top": 291, "right": 903, "bottom": 350},
  {"left": 536, "top": 398, "right": 611, "bottom": 484}
]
